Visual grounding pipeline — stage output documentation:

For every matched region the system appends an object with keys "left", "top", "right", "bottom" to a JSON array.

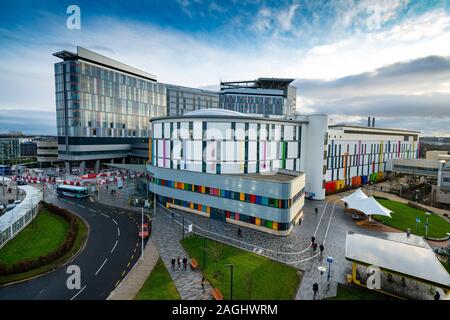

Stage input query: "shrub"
[{"left": 0, "top": 202, "right": 81, "bottom": 276}]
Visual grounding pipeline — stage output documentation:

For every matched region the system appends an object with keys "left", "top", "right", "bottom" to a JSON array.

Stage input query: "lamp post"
[
  {"left": 203, "top": 236, "right": 207, "bottom": 270},
  {"left": 141, "top": 206, "right": 144, "bottom": 260},
  {"left": 318, "top": 266, "right": 327, "bottom": 300},
  {"left": 424, "top": 212, "right": 431, "bottom": 237},
  {"left": 224, "top": 264, "right": 234, "bottom": 300}
]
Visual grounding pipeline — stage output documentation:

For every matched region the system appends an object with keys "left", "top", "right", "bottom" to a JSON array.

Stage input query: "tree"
[{"left": 244, "top": 272, "right": 253, "bottom": 299}]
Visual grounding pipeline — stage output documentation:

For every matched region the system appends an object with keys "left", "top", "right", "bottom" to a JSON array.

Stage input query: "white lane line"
[
  {"left": 94, "top": 258, "right": 108, "bottom": 276},
  {"left": 78, "top": 205, "right": 86, "bottom": 209},
  {"left": 70, "top": 285, "right": 87, "bottom": 300},
  {"left": 112, "top": 218, "right": 118, "bottom": 225},
  {"left": 323, "top": 200, "right": 338, "bottom": 246},
  {"left": 313, "top": 200, "right": 329, "bottom": 236},
  {"left": 100, "top": 213, "right": 109, "bottom": 218},
  {"left": 89, "top": 208, "right": 97, "bottom": 213},
  {"left": 111, "top": 240, "right": 118, "bottom": 253},
  {"left": 68, "top": 201, "right": 75, "bottom": 205},
  {"left": 117, "top": 227, "right": 120, "bottom": 237}
]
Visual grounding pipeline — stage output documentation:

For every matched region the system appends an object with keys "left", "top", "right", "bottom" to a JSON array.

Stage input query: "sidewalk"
[
  {"left": 108, "top": 239, "right": 160, "bottom": 300},
  {"left": 152, "top": 209, "right": 214, "bottom": 300}
]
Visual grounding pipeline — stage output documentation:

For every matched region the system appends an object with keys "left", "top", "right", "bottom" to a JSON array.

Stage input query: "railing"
[{"left": 0, "top": 180, "right": 42, "bottom": 249}]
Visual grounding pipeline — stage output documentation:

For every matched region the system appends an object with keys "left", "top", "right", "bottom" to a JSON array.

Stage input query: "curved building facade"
[{"left": 147, "top": 109, "right": 308, "bottom": 235}]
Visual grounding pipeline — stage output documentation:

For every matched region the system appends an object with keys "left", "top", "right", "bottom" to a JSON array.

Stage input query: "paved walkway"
[
  {"left": 152, "top": 208, "right": 214, "bottom": 300},
  {"left": 108, "top": 239, "right": 160, "bottom": 300}
]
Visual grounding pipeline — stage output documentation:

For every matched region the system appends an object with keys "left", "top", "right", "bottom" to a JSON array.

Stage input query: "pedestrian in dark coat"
[
  {"left": 319, "top": 244, "right": 324, "bottom": 256},
  {"left": 182, "top": 257, "right": 187, "bottom": 271},
  {"left": 177, "top": 256, "right": 181, "bottom": 270},
  {"left": 171, "top": 257, "right": 175, "bottom": 271}
]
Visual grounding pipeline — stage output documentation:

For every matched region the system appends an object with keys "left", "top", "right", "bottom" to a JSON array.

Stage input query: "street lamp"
[
  {"left": 424, "top": 212, "right": 431, "bottom": 237},
  {"left": 318, "top": 266, "right": 327, "bottom": 300},
  {"left": 203, "top": 236, "right": 207, "bottom": 270},
  {"left": 224, "top": 264, "right": 234, "bottom": 300}
]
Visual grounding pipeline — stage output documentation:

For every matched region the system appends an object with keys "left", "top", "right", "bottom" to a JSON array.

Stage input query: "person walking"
[
  {"left": 182, "top": 256, "right": 187, "bottom": 271},
  {"left": 312, "top": 242, "right": 318, "bottom": 251},
  {"left": 319, "top": 244, "right": 324, "bottom": 256},
  {"left": 312, "top": 282, "right": 319, "bottom": 300},
  {"left": 237, "top": 228, "right": 242, "bottom": 238},
  {"left": 201, "top": 277, "right": 206, "bottom": 293},
  {"left": 177, "top": 256, "right": 181, "bottom": 270},
  {"left": 311, "top": 235, "right": 315, "bottom": 244},
  {"left": 315, "top": 207, "right": 318, "bottom": 214},
  {"left": 171, "top": 257, "right": 175, "bottom": 271}
]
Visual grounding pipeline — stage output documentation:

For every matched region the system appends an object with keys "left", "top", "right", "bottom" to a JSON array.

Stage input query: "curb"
[{"left": 0, "top": 207, "right": 90, "bottom": 287}]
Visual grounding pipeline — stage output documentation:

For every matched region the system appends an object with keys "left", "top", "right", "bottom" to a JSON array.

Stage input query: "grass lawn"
[
  {"left": 327, "top": 284, "right": 394, "bottom": 300},
  {"left": 135, "top": 258, "right": 180, "bottom": 300},
  {"left": 0, "top": 208, "right": 87, "bottom": 284},
  {"left": 0, "top": 208, "right": 69, "bottom": 266},
  {"left": 181, "top": 235, "right": 301, "bottom": 300},
  {"left": 373, "top": 199, "right": 450, "bottom": 238}
]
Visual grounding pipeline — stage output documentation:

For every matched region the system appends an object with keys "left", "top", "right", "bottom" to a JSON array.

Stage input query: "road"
[{"left": 0, "top": 191, "right": 148, "bottom": 300}]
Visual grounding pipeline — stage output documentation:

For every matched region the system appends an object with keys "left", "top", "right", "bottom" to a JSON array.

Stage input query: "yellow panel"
[
  {"left": 273, "top": 222, "right": 278, "bottom": 230},
  {"left": 240, "top": 192, "right": 245, "bottom": 201},
  {"left": 206, "top": 206, "right": 211, "bottom": 214},
  {"left": 255, "top": 218, "right": 261, "bottom": 226},
  {"left": 190, "top": 203, "right": 194, "bottom": 209}
]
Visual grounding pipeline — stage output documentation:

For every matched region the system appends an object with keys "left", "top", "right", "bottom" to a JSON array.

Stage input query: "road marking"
[
  {"left": 121, "top": 270, "right": 126, "bottom": 277},
  {"left": 70, "top": 285, "right": 87, "bottom": 300},
  {"left": 131, "top": 254, "right": 134, "bottom": 260},
  {"left": 323, "top": 200, "right": 338, "bottom": 246},
  {"left": 111, "top": 240, "right": 118, "bottom": 253},
  {"left": 136, "top": 243, "right": 139, "bottom": 248},
  {"left": 112, "top": 218, "right": 118, "bottom": 225},
  {"left": 95, "top": 258, "right": 108, "bottom": 276},
  {"left": 133, "top": 248, "right": 136, "bottom": 253},
  {"left": 115, "top": 280, "right": 120, "bottom": 287},
  {"left": 100, "top": 213, "right": 109, "bottom": 218},
  {"left": 68, "top": 201, "right": 75, "bottom": 205},
  {"left": 78, "top": 205, "right": 86, "bottom": 209},
  {"left": 313, "top": 200, "right": 329, "bottom": 236},
  {"left": 127, "top": 262, "right": 131, "bottom": 268},
  {"left": 89, "top": 208, "right": 97, "bottom": 213},
  {"left": 117, "top": 227, "right": 120, "bottom": 237}
]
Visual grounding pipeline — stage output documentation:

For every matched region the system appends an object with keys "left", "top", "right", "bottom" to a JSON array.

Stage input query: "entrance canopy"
[
  {"left": 342, "top": 189, "right": 392, "bottom": 218},
  {"left": 345, "top": 232, "right": 450, "bottom": 290}
]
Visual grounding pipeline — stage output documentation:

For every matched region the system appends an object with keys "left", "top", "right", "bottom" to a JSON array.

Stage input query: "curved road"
[{"left": 0, "top": 194, "right": 147, "bottom": 300}]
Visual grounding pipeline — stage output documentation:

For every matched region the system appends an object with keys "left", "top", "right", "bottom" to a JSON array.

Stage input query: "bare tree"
[{"left": 244, "top": 272, "right": 253, "bottom": 299}]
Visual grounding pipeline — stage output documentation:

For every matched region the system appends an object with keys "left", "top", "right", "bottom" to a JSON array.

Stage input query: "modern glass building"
[
  {"left": 165, "top": 84, "right": 219, "bottom": 116},
  {"left": 53, "top": 47, "right": 166, "bottom": 173},
  {"left": 219, "top": 78, "right": 297, "bottom": 117}
]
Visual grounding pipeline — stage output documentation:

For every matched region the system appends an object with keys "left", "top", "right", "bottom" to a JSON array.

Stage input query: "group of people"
[
  {"left": 171, "top": 256, "right": 188, "bottom": 271},
  {"left": 310, "top": 235, "right": 325, "bottom": 256}
]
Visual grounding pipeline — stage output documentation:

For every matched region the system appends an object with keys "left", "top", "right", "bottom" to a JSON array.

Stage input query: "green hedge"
[{"left": 0, "top": 202, "right": 80, "bottom": 276}]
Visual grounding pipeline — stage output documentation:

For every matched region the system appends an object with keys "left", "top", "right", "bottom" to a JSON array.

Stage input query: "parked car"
[
  {"left": 138, "top": 223, "right": 150, "bottom": 239},
  {"left": 5, "top": 203, "right": 16, "bottom": 211}
]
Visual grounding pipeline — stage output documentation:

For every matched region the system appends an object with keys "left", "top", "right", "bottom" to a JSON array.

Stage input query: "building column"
[
  {"left": 80, "top": 161, "right": 86, "bottom": 175},
  {"left": 65, "top": 161, "right": 71, "bottom": 175},
  {"left": 122, "top": 158, "right": 126, "bottom": 164},
  {"left": 111, "top": 158, "right": 115, "bottom": 164},
  {"left": 95, "top": 160, "right": 100, "bottom": 174}
]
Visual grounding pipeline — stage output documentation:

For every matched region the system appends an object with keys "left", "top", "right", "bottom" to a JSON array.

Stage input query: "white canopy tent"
[
  {"left": 341, "top": 189, "right": 392, "bottom": 220},
  {"left": 341, "top": 188, "right": 368, "bottom": 208}
]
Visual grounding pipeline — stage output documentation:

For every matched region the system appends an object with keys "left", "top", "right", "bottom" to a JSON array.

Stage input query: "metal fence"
[{"left": 0, "top": 194, "right": 41, "bottom": 249}]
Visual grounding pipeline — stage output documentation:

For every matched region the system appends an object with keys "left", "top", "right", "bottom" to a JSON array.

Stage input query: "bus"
[{"left": 56, "top": 185, "right": 89, "bottom": 198}]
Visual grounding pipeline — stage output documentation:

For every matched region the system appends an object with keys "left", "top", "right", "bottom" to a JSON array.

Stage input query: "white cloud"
[{"left": 0, "top": 5, "right": 449, "bottom": 135}]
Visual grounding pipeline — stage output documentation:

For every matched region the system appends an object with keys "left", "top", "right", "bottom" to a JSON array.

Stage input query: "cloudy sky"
[{"left": 0, "top": 0, "right": 449, "bottom": 136}]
